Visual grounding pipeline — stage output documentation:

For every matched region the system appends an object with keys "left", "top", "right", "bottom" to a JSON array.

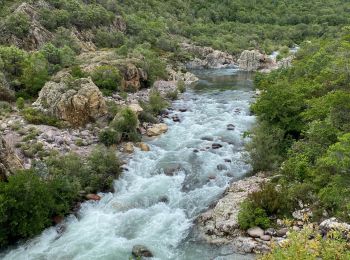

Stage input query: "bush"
[
  {"left": 0, "top": 171, "right": 54, "bottom": 247},
  {"left": 143, "top": 91, "right": 169, "bottom": 115},
  {"left": 260, "top": 228, "right": 350, "bottom": 260},
  {"left": 22, "top": 107, "right": 62, "bottom": 128},
  {"left": 177, "top": 80, "right": 186, "bottom": 93},
  {"left": 166, "top": 90, "right": 178, "bottom": 100},
  {"left": 246, "top": 121, "right": 287, "bottom": 172},
  {"left": 99, "top": 127, "right": 121, "bottom": 146},
  {"left": 91, "top": 65, "right": 122, "bottom": 94},
  {"left": 20, "top": 52, "right": 49, "bottom": 96},
  {"left": 139, "top": 111, "right": 158, "bottom": 123},
  {"left": 111, "top": 108, "right": 140, "bottom": 142},
  {"left": 3, "top": 13, "right": 30, "bottom": 39},
  {"left": 16, "top": 97, "right": 25, "bottom": 110},
  {"left": 238, "top": 201, "right": 271, "bottom": 230},
  {"left": 93, "top": 28, "right": 125, "bottom": 48},
  {"left": 52, "top": 27, "right": 81, "bottom": 54}
]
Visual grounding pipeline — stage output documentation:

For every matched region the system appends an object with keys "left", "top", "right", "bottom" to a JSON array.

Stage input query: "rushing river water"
[{"left": 2, "top": 69, "right": 256, "bottom": 260}]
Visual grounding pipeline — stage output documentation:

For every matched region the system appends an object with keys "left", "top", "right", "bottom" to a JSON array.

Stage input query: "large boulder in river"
[
  {"left": 238, "top": 50, "right": 272, "bottom": 71},
  {"left": 33, "top": 76, "right": 107, "bottom": 126},
  {"left": 0, "top": 137, "right": 23, "bottom": 180}
]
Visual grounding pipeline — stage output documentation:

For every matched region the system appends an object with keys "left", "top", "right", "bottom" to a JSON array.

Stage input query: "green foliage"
[
  {"left": 238, "top": 201, "right": 271, "bottom": 230},
  {"left": 99, "top": 127, "right": 121, "bottom": 146},
  {"left": 0, "top": 171, "right": 54, "bottom": 246},
  {"left": 142, "top": 91, "right": 168, "bottom": 116},
  {"left": 177, "top": 80, "right": 186, "bottom": 93},
  {"left": 16, "top": 97, "right": 24, "bottom": 110},
  {"left": 2, "top": 13, "right": 30, "bottom": 39},
  {"left": 20, "top": 52, "right": 49, "bottom": 96},
  {"left": 260, "top": 229, "right": 350, "bottom": 260},
  {"left": 249, "top": 32, "right": 350, "bottom": 222},
  {"left": 40, "top": 43, "right": 75, "bottom": 74},
  {"left": 93, "top": 28, "right": 125, "bottom": 48},
  {"left": 22, "top": 107, "right": 62, "bottom": 128},
  {"left": 51, "top": 27, "right": 81, "bottom": 54},
  {"left": 111, "top": 108, "right": 140, "bottom": 142},
  {"left": 165, "top": 90, "right": 178, "bottom": 100},
  {"left": 91, "top": 65, "right": 122, "bottom": 94}
]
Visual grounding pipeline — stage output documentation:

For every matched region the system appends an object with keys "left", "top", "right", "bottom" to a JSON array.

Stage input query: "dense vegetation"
[
  {"left": 0, "top": 146, "right": 120, "bottom": 247},
  {"left": 240, "top": 29, "right": 350, "bottom": 229}
]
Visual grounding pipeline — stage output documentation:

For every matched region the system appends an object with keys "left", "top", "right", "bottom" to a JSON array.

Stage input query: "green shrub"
[
  {"left": 70, "top": 65, "right": 87, "bottom": 79},
  {"left": 20, "top": 52, "right": 49, "bottom": 96},
  {"left": 139, "top": 111, "right": 158, "bottom": 123},
  {"left": 143, "top": 91, "right": 169, "bottom": 115},
  {"left": 52, "top": 27, "right": 81, "bottom": 54},
  {"left": 166, "top": 90, "right": 178, "bottom": 100},
  {"left": 3, "top": 13, "right": 30, "bottom": 39},
  {"left": 91, "top": 65, "right": 122, "bottom": 94},
  {"left": 85, "top": 146, "right": 121, "bottom": 192},
  {"left": 99, "top": 127, "right": 121, "bottom": 146},
  {"left": 93, "top": 28, "right": 125, "bottom": 48},
  {"left": 260, "top": 229, "right": 350, "bottom": 260},
  {"left": 238, "top": 201, "right": 271, "bottom": 230},
  {"left": 111, "top": 108, "right": 140, "bottom": 142},
  {"left": 16, "top": 97, "right": 25, "bottom": 110},
  {"left": 0, "top": 171, "right": 54, "bottom": 247},
  {"left": 177, "top": 80, "right": 186, "bottom": 93},
  {"left": 22, "top": 107, "right": 62, "bottom": 128}
]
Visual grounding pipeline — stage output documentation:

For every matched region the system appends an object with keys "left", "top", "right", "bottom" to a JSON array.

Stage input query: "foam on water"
[{"left": 2, "top": 69, "right": 256, "bottom": 260}]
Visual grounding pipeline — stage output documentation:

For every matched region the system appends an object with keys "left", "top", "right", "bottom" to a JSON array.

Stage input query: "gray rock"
[
  {"left": 132, "top": 245, "right": 153, "bottom": 258},
  {"left": 247, "top": 227, "right": 264, "bottom": 238},
  {"left": 217, "top": 164, "right": 228, "bottom": 171},
  {"left": 227, "top": 124, "right": 235, "bottom": 131},
  {"left": 260, "top": 235, "right": 271, "bottom": 241},
  {"left": 265, "top": 228, "right": 276, "bottom": 236},
  {"left": 201, "top": 136, "right": 214, "bottom": 141},
  {"left": 276, "top": 228, "right": 288, "bottom": 237},
  {"left": 212, "top": 143, "right": 223, "bottom": 149}
]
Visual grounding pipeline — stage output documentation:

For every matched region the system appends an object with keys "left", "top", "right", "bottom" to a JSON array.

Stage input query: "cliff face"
[{"left": 0, "top": 136, "right": 23, "bottom": 180}]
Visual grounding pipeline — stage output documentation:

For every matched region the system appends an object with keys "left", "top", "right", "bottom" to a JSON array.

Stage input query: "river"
[{"left": 2, "top": 68, "right": 256, "bottom": 260}]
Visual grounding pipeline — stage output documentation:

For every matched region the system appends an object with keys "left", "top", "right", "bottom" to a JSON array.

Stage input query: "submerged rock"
[
  {"left": 132, "top": 245, "right": 153, "bottom": 258},
  {"left": 212, "top": 143, "right": 223, "bottom": 149}
]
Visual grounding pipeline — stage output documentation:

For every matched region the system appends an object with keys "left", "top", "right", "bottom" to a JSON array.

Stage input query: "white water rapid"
[{"left": 2, "top": 69, "right": 256, "bottom": 260}]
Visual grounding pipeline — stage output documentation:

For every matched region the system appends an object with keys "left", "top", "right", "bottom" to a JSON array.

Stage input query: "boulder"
[
  {"left": 33, "top": 77, "right": 107, "bottom": 126},
  {"left": 238, "top": 50, "right": 271, "bottom": 71},
  {"left": 163, "top": 164, "right": 184, "bottom": 176},
  {"left": 181, "top": 43, "right": 236, "bottom": 69},
  {"left": 247, "top": 227, "right": 264, "bottom": 238},
  {"left": 146, "top": 123, "right": 168, "bottom": 137},
  {"left": 260, "top": 235, "right": 272, "bottom": 241},
  {"left": 227, "top": 124, "right": 235, "bottom": 131},
  {"left": 128, "top": 103, "right": 143, "bottom": 115},
  {"left": 132, "top": 245, "right": 153, "bottom": 258},
  {"left": 0, "top": 137, "right": 23, "bottom": 181},
  {"left": 124, "top": 142, "right": 134, "bottom": 153},
  {"left": 86, "top": 194, "right": 101, "bottom": 201},
  {"left": 212, "top": 143, "right": 223, "bottom": 149},
  {"left": 319, "top": 218, "right": 350, "bottom": 235},
  {"left": 276, "top": 228, "right": 288, "bottom": 237},
  {"left": 137, "top": 142, "right": 150, "bottom": 152},
  {"left": 120, "top": 63, "right": 148, "bottom": 92}
]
